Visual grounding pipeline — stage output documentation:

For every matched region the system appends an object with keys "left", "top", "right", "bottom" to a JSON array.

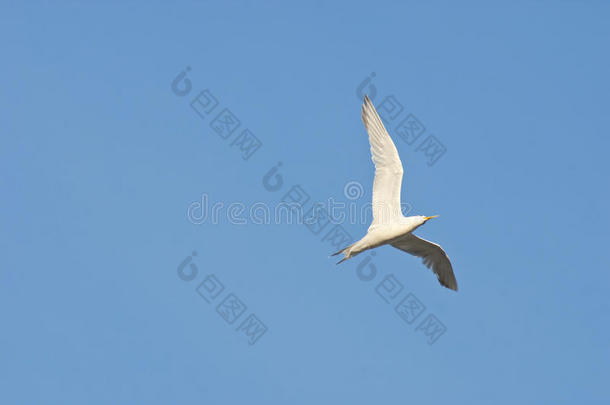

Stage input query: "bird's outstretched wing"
[
  {"left": 391, "top": 233, "right": 458, "bottom": 291},
  {"left": 361, "top": 95, "right": 404, "bottom": 227}
]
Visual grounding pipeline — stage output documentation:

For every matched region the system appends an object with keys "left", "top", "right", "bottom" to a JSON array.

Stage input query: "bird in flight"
[{"left": 332, "top": 95, "right": 458, "bottom": 291}]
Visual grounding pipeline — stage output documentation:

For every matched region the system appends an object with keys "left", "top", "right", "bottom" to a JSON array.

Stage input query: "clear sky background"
[{"left": 1, "top": 1, "right": 609, "bottom": 404}]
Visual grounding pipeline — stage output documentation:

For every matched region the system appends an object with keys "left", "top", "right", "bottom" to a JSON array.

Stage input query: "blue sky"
[{"left": 1, "top": 1, "right": 609, "bottom": 404}]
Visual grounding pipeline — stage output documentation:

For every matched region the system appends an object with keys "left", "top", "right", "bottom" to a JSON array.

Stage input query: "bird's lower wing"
[{"left": 390, "top": 233, "right": 458, "bottom": 291}]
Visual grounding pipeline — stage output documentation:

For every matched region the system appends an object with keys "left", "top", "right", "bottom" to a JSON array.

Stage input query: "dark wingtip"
[{"left": 442, "top": 282, "right": 458, "bottom": 291}]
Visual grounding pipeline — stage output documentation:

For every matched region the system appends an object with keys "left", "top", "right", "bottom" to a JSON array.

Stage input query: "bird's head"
[{"left": 420, "top": 215, "right": 439, "bottom": 225}]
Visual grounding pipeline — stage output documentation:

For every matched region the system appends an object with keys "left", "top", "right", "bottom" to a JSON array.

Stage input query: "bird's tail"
[{"left": 330, "top": 243, "right": 355, "bottom": 265}]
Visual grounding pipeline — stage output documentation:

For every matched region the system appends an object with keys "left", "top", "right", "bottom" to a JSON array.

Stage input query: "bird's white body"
[
  {"left": 349, "top": 216, "right": 426, "bottom": 256},
  {"left": 332, "top": 96, "right": 458, "bottom": 291}
]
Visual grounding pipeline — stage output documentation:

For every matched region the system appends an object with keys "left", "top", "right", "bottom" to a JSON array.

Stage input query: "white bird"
[{"left": 332, "top": 95, "right": 458, "bottom": 291}]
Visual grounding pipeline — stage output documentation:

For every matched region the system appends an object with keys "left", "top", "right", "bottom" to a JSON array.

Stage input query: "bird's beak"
[{"left": 424, "top": 215, "right": 439, "bottom": 221}]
